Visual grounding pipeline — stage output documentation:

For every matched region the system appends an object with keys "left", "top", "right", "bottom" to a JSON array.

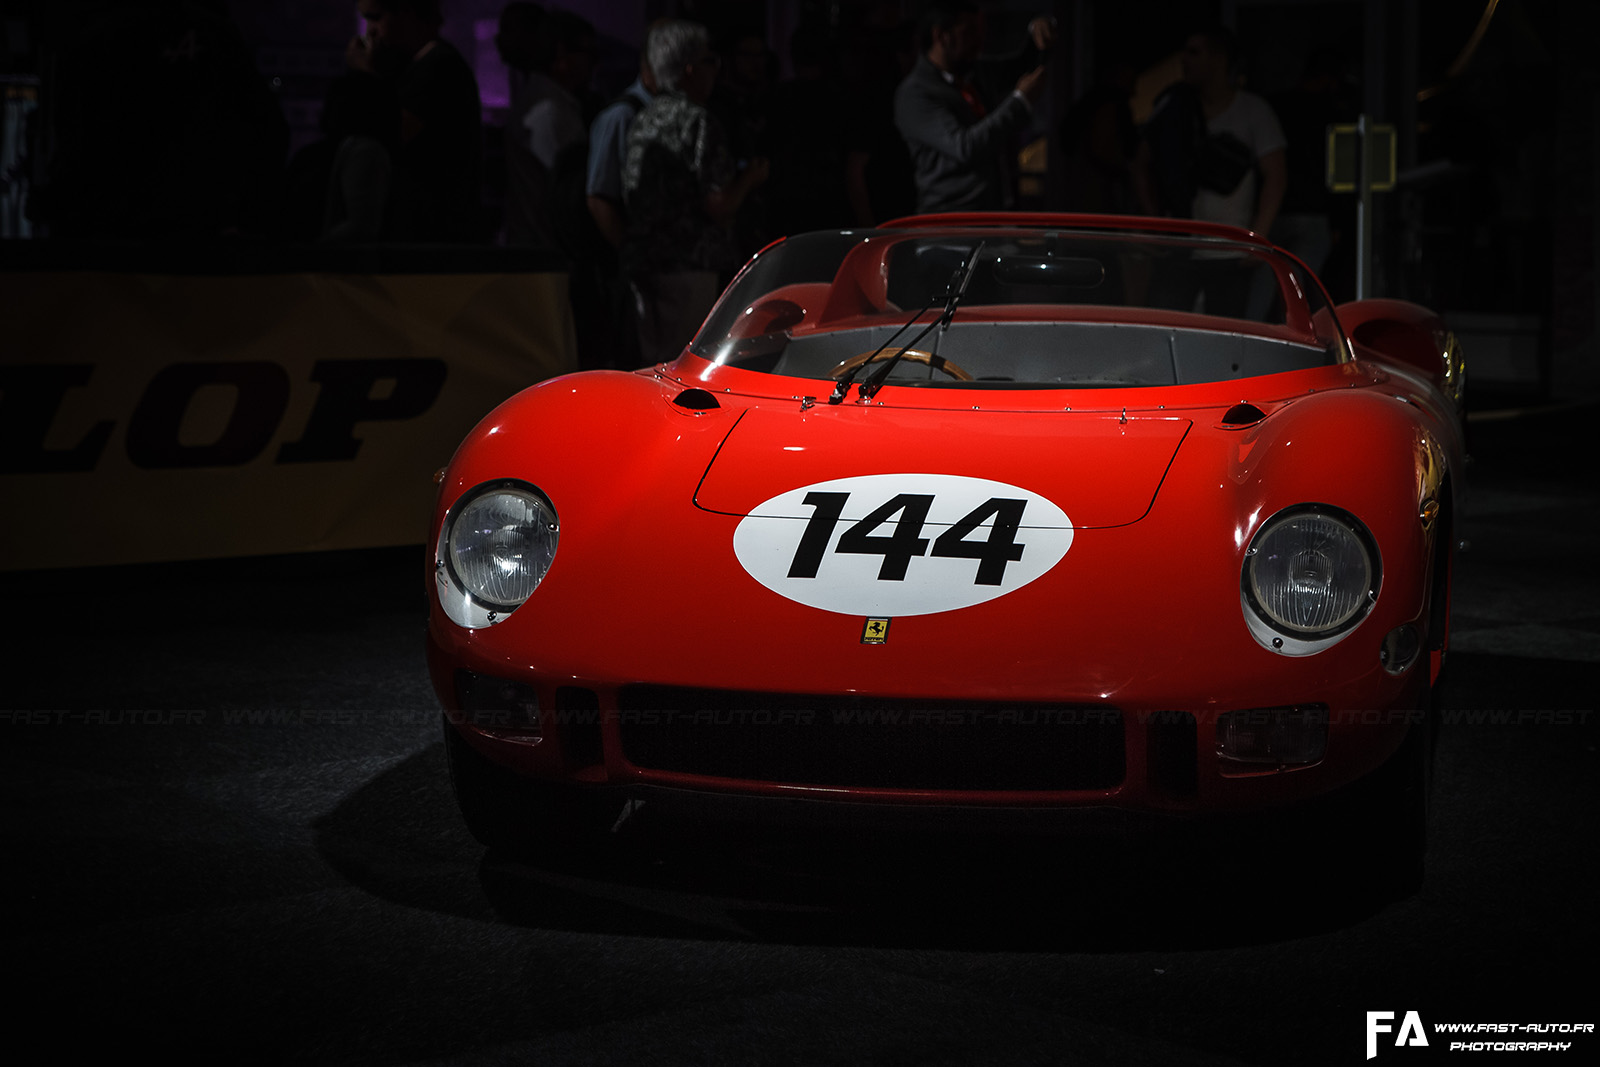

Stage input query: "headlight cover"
[
  {"left": 436, "top": 481, "right": 558, "bottom": 628},
  {"left": 1241, "top": 504, "right": 1380, "bottom": 656}
]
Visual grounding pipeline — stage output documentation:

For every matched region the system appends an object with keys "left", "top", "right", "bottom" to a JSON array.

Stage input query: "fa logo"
[{"left": 1366, "top": 1011, "right": 1429, "bottom": 1059}]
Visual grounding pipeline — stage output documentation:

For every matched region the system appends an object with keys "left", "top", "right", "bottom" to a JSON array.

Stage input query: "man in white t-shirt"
[
  {"left": 1135, "top": 27, "right": 1287, "bottom": 318},
  {"left": 1182, "top": 27, "right": 1286, "bottom": 236}
]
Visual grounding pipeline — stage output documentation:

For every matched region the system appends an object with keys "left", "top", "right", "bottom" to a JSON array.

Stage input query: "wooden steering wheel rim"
[{"left": 829, "top": 348, "right": 974, "bottom": 382}]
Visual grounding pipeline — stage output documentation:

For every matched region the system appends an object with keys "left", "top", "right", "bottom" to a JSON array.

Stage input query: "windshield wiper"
[
  {"left": 857, "top": 241, "right": 983, "bottom": 402},
  {"left": 828, "top": 242, "right": 984, "bottom": 405},
  {"left": 826, "top": 294, "right": 941, "bottom": 405}
]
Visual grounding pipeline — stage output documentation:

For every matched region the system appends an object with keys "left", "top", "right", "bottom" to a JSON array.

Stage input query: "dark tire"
[
  {"left": 1326, "top": 702, "right": 1434, "bottom": 903},
  {"left": 1370, "top": 716, "right": 1430, "bottom": 897},
  {"left": 442, "top": 716, "right": 594, "bottom": 856}
]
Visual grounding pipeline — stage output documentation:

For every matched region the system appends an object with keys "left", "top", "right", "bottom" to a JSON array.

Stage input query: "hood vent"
[
  {"left": 673, "top": 388, "right": 721, "bottom": 410},
  {"left": 1221, "top": 402, "right": 1267, "bottom": 426}
]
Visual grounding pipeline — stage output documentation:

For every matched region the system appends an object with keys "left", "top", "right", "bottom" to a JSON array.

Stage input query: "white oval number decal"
[{"left": 733, "top": 474, "right": 1073, "bottom": 617}]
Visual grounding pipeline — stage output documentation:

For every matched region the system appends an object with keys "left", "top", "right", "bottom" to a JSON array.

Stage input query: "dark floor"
[{"left": 4, "top": 399, "right": 1596, "bottom": 1065}]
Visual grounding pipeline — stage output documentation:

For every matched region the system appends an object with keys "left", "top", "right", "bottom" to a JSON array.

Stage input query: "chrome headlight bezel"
[
  {"left": 435, "top": 480, "right": 558, "bottom": 629},
  {"left": 1241, "top": 504, "right": 1381, "bottom": 656}
]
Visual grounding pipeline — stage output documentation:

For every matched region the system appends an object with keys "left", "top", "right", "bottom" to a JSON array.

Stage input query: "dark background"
[
  {"left": 3, "top": 0, "right": 1594, "bottom": 398},
  {"left": 2, "top": 1, "right": 1596, "bottom": 1063}
]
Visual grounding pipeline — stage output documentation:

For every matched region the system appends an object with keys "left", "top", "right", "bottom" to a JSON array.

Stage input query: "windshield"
[{"left": 690, "top": 226, "right": 1346, "bottom": 389}]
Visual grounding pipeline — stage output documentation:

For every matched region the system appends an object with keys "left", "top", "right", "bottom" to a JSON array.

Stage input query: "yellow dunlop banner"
[{"left": 0, "top": 268, "right": 577, "bottom": 569}]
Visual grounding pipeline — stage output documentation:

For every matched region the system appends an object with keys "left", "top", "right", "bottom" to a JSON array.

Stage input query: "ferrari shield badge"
[
  {"left": 733, "top": 473, "right": 1074, "bottom": 617},
  {"left": 861, "top": 618, "right": 890, "bottom": 644}
]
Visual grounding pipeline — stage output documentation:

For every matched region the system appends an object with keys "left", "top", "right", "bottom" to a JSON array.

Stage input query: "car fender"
[
  {"left": 431, "top": 369, "right": 741, "bottom": 542},
  {"left": 1337, "top": 298, "right": 1465, "bottom": 406}
]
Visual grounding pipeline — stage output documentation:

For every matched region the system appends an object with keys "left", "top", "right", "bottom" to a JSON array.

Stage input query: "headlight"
[
  {"left": 437, "top": 481, "right": 558, "bottom": 627},
  {"left": 1242, "top": 505, "right": 1379, "bottom": 655}
]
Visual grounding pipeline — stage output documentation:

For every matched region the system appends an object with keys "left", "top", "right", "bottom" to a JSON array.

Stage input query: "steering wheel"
[{"left": 830, "top": 348, "right": 973, "bottom": 382}]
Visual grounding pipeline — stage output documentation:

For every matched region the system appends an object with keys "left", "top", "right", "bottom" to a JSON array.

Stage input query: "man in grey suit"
[{"left": 893, "top": 2, "right": 1055, "bottom": 213}]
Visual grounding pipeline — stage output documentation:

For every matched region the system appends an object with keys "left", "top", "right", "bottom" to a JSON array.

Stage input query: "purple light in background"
[{"left": 474, "top": 18, "right": 509, "bottom": 110}]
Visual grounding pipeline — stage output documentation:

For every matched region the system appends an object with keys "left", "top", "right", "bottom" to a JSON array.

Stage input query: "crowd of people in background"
[{"left": 28, "top": 0, "right": 1363, "bottom": 368}]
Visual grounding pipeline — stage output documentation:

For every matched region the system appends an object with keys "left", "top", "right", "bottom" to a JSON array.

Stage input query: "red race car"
[{"left": 427, "top": 213, "right": 1465, "bottom": 891}]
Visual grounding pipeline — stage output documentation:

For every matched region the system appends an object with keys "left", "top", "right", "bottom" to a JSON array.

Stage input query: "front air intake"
[{"left": 617, "top": 686, "right": 1125, "bottom": 790}]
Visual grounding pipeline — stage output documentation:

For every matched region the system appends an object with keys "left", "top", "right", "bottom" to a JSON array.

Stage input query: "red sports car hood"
[
  {"left": 693, "top": 403, "right": 1190, "bottom": 619},
  {"left": 694, "top": 403, "right": 1191, "bottom": 528}
]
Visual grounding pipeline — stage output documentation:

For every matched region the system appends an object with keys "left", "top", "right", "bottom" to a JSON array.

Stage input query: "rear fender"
[{"left": 1337, "top": 299, "right": 1464, "bottom": 405}]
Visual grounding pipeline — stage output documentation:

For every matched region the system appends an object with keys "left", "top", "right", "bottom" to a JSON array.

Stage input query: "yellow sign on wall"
[
  {"left": 0, "top": 269, "right": 577, "bottom": 569},
  {"left": 1326, "top": 122, "right": 1397, "bottom": 193}
]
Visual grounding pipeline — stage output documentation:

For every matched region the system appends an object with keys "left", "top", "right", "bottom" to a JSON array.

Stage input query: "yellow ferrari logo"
[{"left": 861, "top": 618, "right": 890, "bottom": 644}]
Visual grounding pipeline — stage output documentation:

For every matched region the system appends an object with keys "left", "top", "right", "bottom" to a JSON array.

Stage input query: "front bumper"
[{"left": 429, "top": 631, "right": 1429, "bottom": 817}]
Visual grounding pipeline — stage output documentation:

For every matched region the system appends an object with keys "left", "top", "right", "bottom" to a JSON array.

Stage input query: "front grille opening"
[
  {"left": 617, "top": 686, "right": 1125, "bottom": 791},
  {"left": 1146, "top": 710, "right": 1198, "bottom": 797},
  {"left": 555, "top": 686, "right": 603, "bottom": 768}
]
